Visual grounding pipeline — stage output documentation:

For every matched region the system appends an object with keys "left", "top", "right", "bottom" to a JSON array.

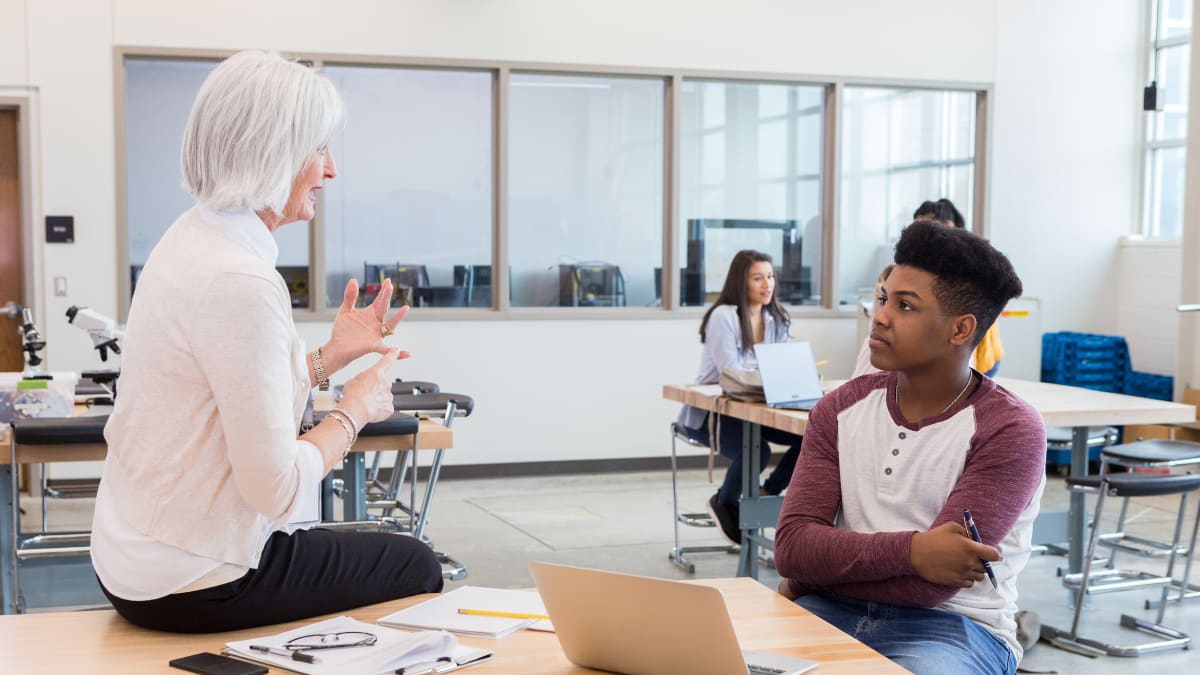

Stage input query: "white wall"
[
  {"left": 0, "top": 0, "right": 27, "bottom": 85},
  {"left": 1117, "top": 240, "right": 1182, "bottom": 376},
  {"left": 4, "top": 0, "right": 1155, "bottom": 472},
  {"left": 990, "top": 0, "right": 1142, "bottom": 336}
]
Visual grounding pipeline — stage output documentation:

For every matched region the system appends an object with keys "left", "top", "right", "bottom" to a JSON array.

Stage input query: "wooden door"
[{"left": 0, "top": 108, "right": 23, "bottom": 371}]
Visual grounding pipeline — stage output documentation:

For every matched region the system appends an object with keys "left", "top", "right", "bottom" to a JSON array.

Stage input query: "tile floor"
[{"left": 17, "top": 466, "right": 1200, "bottom": 674}]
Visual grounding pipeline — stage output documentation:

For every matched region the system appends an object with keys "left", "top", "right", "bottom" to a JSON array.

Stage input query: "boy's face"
[{"left": 869, "top": 265, "right": 973, "bottom": 371}]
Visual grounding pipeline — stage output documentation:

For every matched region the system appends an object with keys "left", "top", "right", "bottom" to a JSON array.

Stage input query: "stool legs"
[
  {"left": 668, "top": 426, "right": 735, "bottom": 574},
  {"left": 1146, "top": 494, "right": 1200, "bottom": 610},
  {"left": 1044, "top": 484, "right": 1192, "bottom": 657}
]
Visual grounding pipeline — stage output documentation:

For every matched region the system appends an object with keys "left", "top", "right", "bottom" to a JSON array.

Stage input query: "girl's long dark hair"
[
  {"left": 700, "top": 249, "right": 790, "bottom": 349},
  {"left": 913, "top": 198, "right": 966, "bottom": 229}
]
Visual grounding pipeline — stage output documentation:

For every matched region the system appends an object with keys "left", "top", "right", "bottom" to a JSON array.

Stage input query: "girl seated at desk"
[{"left": 676, "top": 250, "right": 804, "bottom": 546}]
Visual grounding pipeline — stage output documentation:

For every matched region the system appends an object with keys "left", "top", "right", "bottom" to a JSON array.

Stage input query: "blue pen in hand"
[{"left": 963, "top": 509, "right": 998, "bottom": 589}]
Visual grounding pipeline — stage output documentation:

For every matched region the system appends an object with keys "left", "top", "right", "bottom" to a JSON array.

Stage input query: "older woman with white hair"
[{"left": 90, "top": 50, "right": 442, "bottom": 633}]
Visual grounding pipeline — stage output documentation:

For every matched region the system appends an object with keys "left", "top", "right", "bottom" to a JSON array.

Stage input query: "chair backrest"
[
  {"left": 394, "top": 264, "right": 430, "bottom": 288},
  {"left": 412, "top": 286, "right": 467, "bottom": 307}
]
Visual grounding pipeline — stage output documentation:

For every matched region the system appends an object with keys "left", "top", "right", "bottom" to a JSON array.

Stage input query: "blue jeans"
[
  {"left": 683, "top": 414, "right": 802, "bottom": 505},
  {"left": 796, "top": 593, "right": 1016, "bottom": 675}
]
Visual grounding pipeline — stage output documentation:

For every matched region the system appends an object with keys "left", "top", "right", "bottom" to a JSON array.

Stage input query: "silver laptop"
[
  {"left": 754, "top": 341, "right": 824, "bottom": 410},
  {"left": 529, "top": 561, "right": 818, "bottom": 675}
]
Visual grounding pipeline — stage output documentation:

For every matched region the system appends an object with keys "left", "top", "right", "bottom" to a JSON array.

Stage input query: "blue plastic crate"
[
  {"left": 1041, "top": 332, "right": 1131, "bottom": 393},
  {"left": 1124, "top": 371, "right": 1174, "bottom": 402},
  {"left": 1046, "top": 445, "right": 1104, "bottom": 469}
]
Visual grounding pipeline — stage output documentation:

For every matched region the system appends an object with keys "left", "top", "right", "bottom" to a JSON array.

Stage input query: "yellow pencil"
[{"left": 457, "top": 608, "right": 550, "bottom": 620}]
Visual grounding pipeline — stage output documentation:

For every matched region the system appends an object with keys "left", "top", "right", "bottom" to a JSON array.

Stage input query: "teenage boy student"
[{"left": 775, "top": 221, "right": 1044, "bottom": 675}]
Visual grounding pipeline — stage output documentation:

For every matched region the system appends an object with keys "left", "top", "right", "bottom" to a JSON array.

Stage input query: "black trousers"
[{"left": 99, "top": 528, "right": 444, "bottom": 633}]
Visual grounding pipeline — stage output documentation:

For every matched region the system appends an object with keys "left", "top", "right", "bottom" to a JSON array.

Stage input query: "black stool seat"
[
  {"left": 1067, "top": 473, "right": 1200, "bottom": 498},
  {"left": 1046, "top": 425, "right": 1117, "bottom": 447},
  {"left": 314, "top": 410, "right": 419, "bottom": 437},
  {"left": 392, "top": 380, "right": 439, "bottom": 395},
  {"left": 1102, "top": 440, "right": 1200, "bottom": 467},
  {"left": 392, "top": 393, "right": 474, "bottom": 416},
  {"left": 11, "top": 415, "right": 108, "bottom": 445}
]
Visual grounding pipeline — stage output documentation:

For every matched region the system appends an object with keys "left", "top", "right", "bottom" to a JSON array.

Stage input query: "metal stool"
[
  {"left": 1096, "top": 440, "right": 1200, "bottom": 610},
  {"left": 8, "top": 415, "right": 106, "bottom": 613},
  {"left": 668, "top": 422, "right": 736, "bottom": 574},
  {"left": 1043, "top": 471, "right": 1200, "bottom": 657}
]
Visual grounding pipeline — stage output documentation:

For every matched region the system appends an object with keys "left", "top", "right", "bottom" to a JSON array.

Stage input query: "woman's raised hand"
[
  {"left": 323, "top": 278, "right": 411, "bottom": 373},
  {"left": 341, "top": 348, "right": 404, "bottom": 424}
]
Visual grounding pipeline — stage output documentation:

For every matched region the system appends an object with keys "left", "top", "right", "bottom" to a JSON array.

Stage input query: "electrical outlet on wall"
[{"left": 53, "top": 276, "right": 67, "bottom": 297}]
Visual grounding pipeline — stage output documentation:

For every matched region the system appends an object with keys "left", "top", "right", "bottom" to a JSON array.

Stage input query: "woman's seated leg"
[{"left": 102, "top": 528, "right": 443, "bottom": 633}]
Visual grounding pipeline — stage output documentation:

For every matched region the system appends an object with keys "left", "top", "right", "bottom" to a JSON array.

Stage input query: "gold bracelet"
[
  {"left": 310, "top": 347, "right": 329, "bottom": 391},
  {"left": 325, "top": 410, "right": 356, "bottom": 459}
]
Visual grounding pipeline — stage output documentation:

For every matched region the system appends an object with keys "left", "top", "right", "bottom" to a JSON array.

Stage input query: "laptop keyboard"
[{"left": 747, "top": 665, "right": 786, "bottom": 675}]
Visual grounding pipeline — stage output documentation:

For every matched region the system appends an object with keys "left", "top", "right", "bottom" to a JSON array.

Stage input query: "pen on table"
[
  {"left": 395, "top": 656, "right": 453, "bottom": 675},
  {"left": 457, "top": 608, "right": 550, "bottom": 620},
  {"left": 248, "top": 644, "right": 319, "bottom": 664},
  {"left": 962, "top": 509, "right": 998, "bottom": 589}
]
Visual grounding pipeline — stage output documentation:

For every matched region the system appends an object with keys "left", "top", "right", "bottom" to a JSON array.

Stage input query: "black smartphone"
[{"left": 168, "top": 652, "right": 268, "bottom": 675}]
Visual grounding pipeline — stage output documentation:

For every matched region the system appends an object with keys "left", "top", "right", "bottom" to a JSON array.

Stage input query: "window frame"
[
  {"left": 113, "top": 46, "right": 990, "bottom": 321},
  {"left": 1140, "top": 0, "right": 1191, "bottom": 239}
]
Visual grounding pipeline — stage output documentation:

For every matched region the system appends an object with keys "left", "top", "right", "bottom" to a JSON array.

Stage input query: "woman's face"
[
  {"left": 745, "top": 261, "right": 775, "bottom": 306},
  {"left": 279, "top": 146, "right": 337, "bottom": 225}
]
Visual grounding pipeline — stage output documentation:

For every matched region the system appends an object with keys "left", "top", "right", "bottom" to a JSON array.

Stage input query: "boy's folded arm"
[
  {"left": 775, "top": 394, "right": 919, "bottom": 586},
  {"left": 800, "top": 574, "right": 962, "bottom": 608}
]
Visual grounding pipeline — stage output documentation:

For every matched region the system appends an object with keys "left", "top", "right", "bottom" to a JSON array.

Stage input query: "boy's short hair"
[{"left": 893, "top": 220, "right": 1023, "bottom": 346}]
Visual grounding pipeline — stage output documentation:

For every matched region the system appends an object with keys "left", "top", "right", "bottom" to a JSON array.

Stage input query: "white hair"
[{"left": 181, "top": 50, "right": 343, "bottom": 213}]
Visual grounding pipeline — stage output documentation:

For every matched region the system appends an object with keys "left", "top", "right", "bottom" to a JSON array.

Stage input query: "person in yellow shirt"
[{"left": 913, "top": 199, "right": 1004, "bottom": 377}]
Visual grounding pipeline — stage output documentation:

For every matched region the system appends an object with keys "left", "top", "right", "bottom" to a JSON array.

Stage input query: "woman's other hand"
[
  {"left": 323, "top": 278, "right": 411, "bottom": 373},
  {"left": 340, "top": 348, "right": 404, "bottom": 424}
]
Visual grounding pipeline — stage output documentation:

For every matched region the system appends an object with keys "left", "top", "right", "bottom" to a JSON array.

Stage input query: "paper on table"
[
  {"left": 224, "top": 615, "right": 480, "bottom": 675},
  {"left": 377, "top": 586, "right": 553, "bottom": 638}
]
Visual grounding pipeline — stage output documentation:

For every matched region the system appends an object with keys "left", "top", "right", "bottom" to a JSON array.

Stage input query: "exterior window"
[{"left": 1144, "top": 0, "right": 1192, "bottom": 238}]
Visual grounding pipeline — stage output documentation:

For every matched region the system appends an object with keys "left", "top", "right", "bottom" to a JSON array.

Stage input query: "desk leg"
[
  {"left": 1, "top": 463, "right": 14, "bottom": 614},
  {"left": 342, "top": 452, "right": 366, "bottom": 522},
  {"left": 1067, "top": 425, "right": 1089, "bottom": 575},
  {"left": 737, "top": 423, "right": 763, "bottom": 579}
]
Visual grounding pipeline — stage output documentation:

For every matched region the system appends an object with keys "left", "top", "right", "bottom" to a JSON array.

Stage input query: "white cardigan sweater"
[{"left": 91, "top": 206, "right": 323, "bottom": 600}]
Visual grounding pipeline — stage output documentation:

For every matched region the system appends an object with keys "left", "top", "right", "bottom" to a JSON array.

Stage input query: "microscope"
[
  {"left": 65, "top": 305, "right": 123, "bottom": 362},
  {"left": 66, "top": 305, "right": 124, "bottom": 403},
  {"left": 18, "top": 307, "right": 51, "bottom": 380}
]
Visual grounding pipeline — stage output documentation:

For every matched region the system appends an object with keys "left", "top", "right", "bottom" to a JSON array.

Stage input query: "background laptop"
[
  {"left": 529, "top": 561, "right": 818, "bottom": 675},
  {"left": 753, "top": 341, "right": 824, "bottom": 410}
]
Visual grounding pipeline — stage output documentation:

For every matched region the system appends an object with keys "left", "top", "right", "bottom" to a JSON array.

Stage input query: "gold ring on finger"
[{"left": 381, "top": 325, "right": 395, "bottom": 337}]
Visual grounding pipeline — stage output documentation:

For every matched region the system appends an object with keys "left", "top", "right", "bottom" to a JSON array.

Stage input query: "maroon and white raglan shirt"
[{"left": 775, "top": 371, "right": 1046, "bottom": 660}]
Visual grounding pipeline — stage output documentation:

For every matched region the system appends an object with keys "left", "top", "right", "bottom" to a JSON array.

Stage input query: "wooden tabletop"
[
  {"left": 665, "top": 377, "right": 1198, "bottom": 434},
  {"left": 1, "top": 418, "right": 452, "bottom": 465},
  {"left": 994, "top": 377, "right": 1195, "bottom": 428},
  {"left": 663, "top": 384, "right": 810, "bottom": 435},
  {"left": 0, "top": 578, "right": 901, "bottom": 673}
]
